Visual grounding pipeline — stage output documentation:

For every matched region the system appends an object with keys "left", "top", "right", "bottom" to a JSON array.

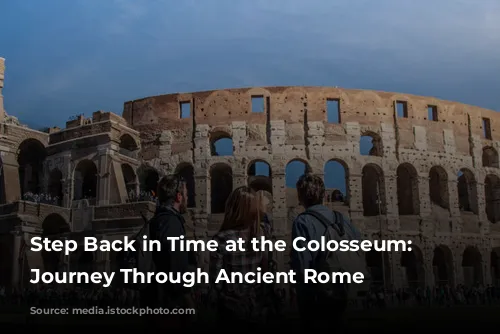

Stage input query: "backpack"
[
  {"left": 114, "top": 211, "right": 156, "bottom": 291},
  {"left": 301, "top": 209, "right": 371, "bottom": 304}
]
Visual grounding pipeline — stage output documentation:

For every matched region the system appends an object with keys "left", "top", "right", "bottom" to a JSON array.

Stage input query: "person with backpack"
[
  {"left": 290, "top": 173, "right": 370, "bottom": 331},
  {"left": 143, "top": 174, "right": 198, "bottom": 329}
]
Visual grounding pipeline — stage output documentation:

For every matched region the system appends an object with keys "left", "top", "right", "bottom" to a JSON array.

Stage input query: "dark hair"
[
  {"left": 296, "top": 173, "right": 325, "bottom": 208},
  {"left": 157, "top": 174, "right": 186, "bottom": 205}
]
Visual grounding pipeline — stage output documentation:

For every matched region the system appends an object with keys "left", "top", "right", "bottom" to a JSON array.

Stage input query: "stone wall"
[{"left": 123, "top": 87, "right": 500, "bottom": 288}]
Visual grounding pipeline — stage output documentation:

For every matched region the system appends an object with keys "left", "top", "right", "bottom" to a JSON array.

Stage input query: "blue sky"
[{"left": 1, "top": 0, "right": 499, "bottom": 190}]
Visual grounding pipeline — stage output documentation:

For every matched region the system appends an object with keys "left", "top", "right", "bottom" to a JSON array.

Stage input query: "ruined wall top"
[
  {"left": 122, "top": 86, "right": 500, "bottom": 144},
  {"left": 0, "top": 57, "right": 5, "bottom": 123},
  {"left": 0, "top": 57, "right": 5, "bottom": 88}
]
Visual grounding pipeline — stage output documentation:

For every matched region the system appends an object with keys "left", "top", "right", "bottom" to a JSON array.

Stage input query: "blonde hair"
[{"left": 219, "top": 186, "right": 262, "bottom": 241}]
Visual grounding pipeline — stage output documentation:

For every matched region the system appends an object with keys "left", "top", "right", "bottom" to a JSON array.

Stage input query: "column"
[
  {"left": 10, "top": 230, "right": 22, "bottom": 287},
  {"left": 97, "top": 148, "right": 111, "bottom": 206},
  {"left": 384, "top": 173, "right": 400, "bottom": 231}
]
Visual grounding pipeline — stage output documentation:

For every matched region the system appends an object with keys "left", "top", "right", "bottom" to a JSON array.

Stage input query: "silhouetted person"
[
  {"left": 290, "top": 173, "right": 350, "bottom": 331},
  {"left": 210, "top": 186, "right": 269, "bottom": 328},
  {"left": 144, "top": 174, "right": 197, "bottom": 329}
]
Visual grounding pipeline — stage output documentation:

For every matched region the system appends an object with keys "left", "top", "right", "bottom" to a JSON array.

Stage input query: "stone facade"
[{"left": 0, "top": 58, "right": 499, "bottom": 290}]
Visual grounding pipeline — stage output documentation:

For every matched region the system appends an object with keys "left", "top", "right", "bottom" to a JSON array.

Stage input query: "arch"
[
  {"left": 119, "top": 134, "right": 138, "bottom": 154},
  {"left": 485, "top": 174, "right": 500, "bottom": 224},
  {"left": 396, "top": 163, "right": 420, "bottom": 215},
  {"left": 429, "top": 166, "right": 449, "bottom": 209},
  {"left": 401, "top": 246, "right": 425, "bottom": 289},
  {"left": 457, "top": 168, "right": 478, "bottom": 214},
  {"left": 210, "top": 163, "right": 233, "bottom": 214},
  {"left": 361, "top": 163, "right": 386, "bottom": 216},
  {"left": 492, "top": 248, "right": 500, "bottom": 287},
  {"left": 48, "top": 168, "right": 63, "bottom": 206},
  {"left": 210, "top": 131, "right": 233, "bottom": 156},
  {"left": 324, "top": 159, "right": 349, "bottom": 204},
  {"left": 42, "top": 213, "right": 70, "bottom": 236},
  {"left": 17, "top": 138, "right": 46, "bottom": 195},
  {"left": 121, "top": 164, "right": 137, "bottom": 198},
  {"left": 360, "top": 131, "right": 383, "bottom": 157},
  {"left": 176, "top": 163, "right": 196, "bottom": 208},
  {"left": 462, "top": 246, "right": 483, "bottom": 286},
  {"left": 41, "top": 213, "right": 70, "bottom": 273},
  {"left": 137, "top": 165, "right": 159, "bottom": 197},
  {"left": 286, "top": 159, "right": 311, "bottom": 188},
  {"left": 432, "top": 245, "right": 454, "bottom": 286},
  {"left": 248, "top": 160, "right": 271, "bottom": 178},
  {"left": 73, "top": 160, "right": 98, "bottom": 201},
  {"left": 365, "top": 249, "right": 391, "bottom": 289},
  {"left": 482, "top": 146, "right": 499, "bottom": 168},
  {"left": 248, "top": 160, "right": 272, "bottom": 194}
]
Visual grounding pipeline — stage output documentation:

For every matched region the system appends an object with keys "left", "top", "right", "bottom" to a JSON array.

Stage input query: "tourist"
[
  {"left": 209, "top": 186, "right": 269, "bottom": 328},
  {"left": 144, "top": 174, "right": 197, "bottom": 329},
  {"left": 290, "top": 173, "right": 351, "bottom": 331}
]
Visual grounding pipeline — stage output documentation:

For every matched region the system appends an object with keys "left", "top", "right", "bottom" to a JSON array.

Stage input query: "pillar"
[
  {"left": 10, "top": 230, "right": 22, "bottom": 287},
  {"left": 0, "top": 57, "right": 5, "bottom": 123},
  {"left": 97, "top": 148, "right": 111, "bottom": 206}
]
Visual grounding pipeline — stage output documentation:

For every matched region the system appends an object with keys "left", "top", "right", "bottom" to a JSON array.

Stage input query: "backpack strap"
[{"left": 300, "top": 209, "right": 345, "bottom": 237}]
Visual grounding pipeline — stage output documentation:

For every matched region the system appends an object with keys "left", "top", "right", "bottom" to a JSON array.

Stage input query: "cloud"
[{"left": 3, "top": 0, "right": 500, "bottom": 124}]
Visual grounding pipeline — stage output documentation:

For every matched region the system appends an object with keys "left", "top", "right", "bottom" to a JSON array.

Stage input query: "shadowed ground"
[{"left": 1, "top": 305, "right": 499, "bottom": 330}]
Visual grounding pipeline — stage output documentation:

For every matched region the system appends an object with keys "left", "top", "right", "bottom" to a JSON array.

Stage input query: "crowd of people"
[
  {"left": 21, "top": 192, "right": 61, "bottom": 206},
  {"left": 126, "top": 189, "right": 158, "bottom": 203}
]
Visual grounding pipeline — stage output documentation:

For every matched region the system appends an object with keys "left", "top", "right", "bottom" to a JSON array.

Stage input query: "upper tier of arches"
[{"left": 123, "top": 86, "right": 500, "bottom": 143}]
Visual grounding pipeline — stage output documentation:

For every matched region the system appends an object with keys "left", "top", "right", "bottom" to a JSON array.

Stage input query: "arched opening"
[
  {"left": 324, "top": 159, "right": 348, "bottom": 205},
  {"left": 286, "top": 159, "right": 310, "bottom": 188},
  {"left": 362, "top": 163, "right": 386, "bottom": 216},
  {"left": 248, "top": 160, "right": 273, "bottom": 211},
  {"left": 48, "top": 169, "right": 63, "bottom": 206},
  {"left": 365, "top": 249, "right": 391, "bottom": 289},
  {"left": 492, "top": 249, "right": 500, "bottom": 287},
  {"left": 360, "top": 132, "right": 383, "bottom": 157},
  {"left": 429, "top": 166, "right": 449, "bottom": 209},
  {"left": 396, "top": 163, "right": 420, "bottom": 215},
  {"left": 401, "top": 246, "right": 425, "bottom": 289},
  {"left": 176, "top": 163, "right": 196, "bottom": 208},
  {"left": 17, "top": 139, "right": 46, "bottom": 196},
  {"left": 119, "top": 134, "right": 138, "bottom": 152},
  {"left": 121, "top": 164, "right": 137, "bottom": 200},
  {"left": 485, "top": 175, "right": 500, "bottom": 224},
  {"left": 137, "top": 165, "right": 159, "bottom": 201},
  {"left": 210, "top": 163, "right": 232, "bottom": 214},
  {"left": 210, "top": 131, "right": 233, "bottom": 156},
  {"left": 482, "top": 146, "right": 499, "bottom": 168},
  {"left": 457, "top": 169, "right": 478, "bottom": 214},
  {"left": 462, "top": 246, "right": 483, "bottom": 286},
  {"left": 248, "top": 160, "right": 272, "bottom": 193},
  {"left": 432, "top": 245, "right": 454, "bottom": 286},
  {"left": 73, "top": 160, "right": 98, "bottom": 201},
  {"left": 41, "top": 213, "right": 71, "bottom": 273}
]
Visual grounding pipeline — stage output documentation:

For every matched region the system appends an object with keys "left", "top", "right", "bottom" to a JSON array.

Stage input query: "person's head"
[
  {"left": 296, "top": 173, "right": 325, "bottom": 208},
  {"left": 157, "top": 174, "right": 188, "bottom": 213},
  {"left": 219, "top": 186, "right": 262, "bottom": 238}
]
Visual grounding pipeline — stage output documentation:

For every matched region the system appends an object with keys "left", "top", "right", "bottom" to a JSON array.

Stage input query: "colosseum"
[{"left": 0, "top": 57, "right": 499, "bottom": 291}]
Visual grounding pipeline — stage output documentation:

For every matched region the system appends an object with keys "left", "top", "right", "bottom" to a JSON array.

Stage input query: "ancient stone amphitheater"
[{"left": 0, "top": 57, "right": 499, "bottom": 290}]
